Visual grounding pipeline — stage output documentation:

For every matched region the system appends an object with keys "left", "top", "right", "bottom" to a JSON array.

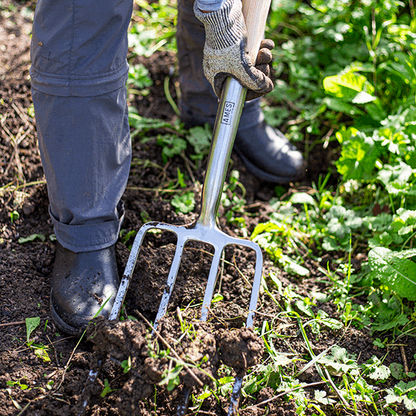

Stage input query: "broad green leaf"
[
  {"left": 395, "top": 380, "right": 416, "bottom": 394},
  {"left": 404, "top": 396, "right": 416, "bottom": 410},
  {"left": 315, "top": 390, "right": 336, "bottom": 405},
  {"left": 336, "top": 131, "right": 381, "bottom": 181},
  {"left": 269, "top": 272, "right": 283, "bottom": 294},
  {"left": 319, "top": 318, "right": 343, "bottom": 330},
  {"left": 129, "top": 113, "right": 172, "bottom": 132},
  {"left": 157, "top": 135, "right": 187, "bottom": 163},
  {"left": 282, "top": 255, "right": 310, "bottom": 277},
  {"left": 368, "top": 363, "right": 390, "bottom": 380},
  {"left": 26, "top": 317, "right": 40, "bottom": 343},
  {"left": 273, "top": 353, "right": 293, "bottom": 367},
  {"left": 212, "top": 293, "right": 223, "bottom": 303},
  {"left": 352, "top": 90, "right": 376, "bottom": 104},
  {"left": 324, "top": 97, "right": 362, "bottom": 116},
  {"left": 318, "top": 356, "right": 355, "bottom": 374},
  {"left": 196, "top": 390, "right": 212, "bottom": 401},
  {"left": 34, "top": 348, "right": 51, "bottom": 363},
  {"left": 323, "top": 72, "right": 373, "bottom": 102},
  {"left": 187, "top": 125, "right": 211, "bottom": 158},
  {"left": 289, "top": 192, "right": 317, "bottom": 206},
  {"left": 390, "top": 363, "right": 405, "bottom": 380},
  {"left": 386, "top": 380, "right": 416, "bottom": 410},
  {"left": 372, "top": 313, "right": 409, "bottom": 332},
  {"left": 385, "top": 389, "right": 400, "bottom": 405},
  {"left": 127, "top": 64, "right": 153, "bottom": 89},
  {"left": 368, "top": 247, "right": 416, "bottom": 300},
  {"left": 251, "top": 222, "right": 284, "bottom": 239},
  {"left": 295, "top": 299, "right": 314, "bottom": 318},
  {"left": 318, "top": 346, "right": 358, "bottom": 375}
]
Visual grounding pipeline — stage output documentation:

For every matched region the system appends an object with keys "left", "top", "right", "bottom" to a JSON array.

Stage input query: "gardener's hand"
[{"left": 194, "top": 0, "right": 274, "bottom": 101}]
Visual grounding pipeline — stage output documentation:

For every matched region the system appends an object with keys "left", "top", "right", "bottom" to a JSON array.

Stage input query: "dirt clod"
[
  {"left": 218, "top": 327, "right": 264, "bottom": 371},
  {"left": 87, "top": 316, "right": 147, "bottom": 361}
]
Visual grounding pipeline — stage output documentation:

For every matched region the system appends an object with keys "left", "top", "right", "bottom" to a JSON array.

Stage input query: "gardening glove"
[{"left": 194, "top": 0, "right": 274, "bottom": 101}]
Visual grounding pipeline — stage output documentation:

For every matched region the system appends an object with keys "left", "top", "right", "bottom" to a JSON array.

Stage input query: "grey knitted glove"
[{"left": 194, "top": 0, "right": 274, "bottom": 101}]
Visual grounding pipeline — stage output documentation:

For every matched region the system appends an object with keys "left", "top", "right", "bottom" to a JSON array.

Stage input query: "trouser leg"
[
  {"left": 176, "top": 0, "right": 264, "bottom": 129},
  {"left": 33, "top": 88, "right": 131, "bottom": 253},
  {"left": 30, "top": 0, "right": 133, "bottom": 252}
]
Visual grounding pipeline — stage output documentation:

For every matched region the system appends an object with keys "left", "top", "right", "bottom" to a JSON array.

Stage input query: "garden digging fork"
[
  {"left": 111, "top": 0, "right": 271, "bottom": 413},
  {"left": 79, "top": 0, "right": 271, "bottom": 414},
  {"left": 110, "top": 0, "right": 270, "bottom": 327}
]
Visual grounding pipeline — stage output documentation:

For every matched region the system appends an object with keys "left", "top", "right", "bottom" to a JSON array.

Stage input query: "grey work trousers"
[{"left": 31, "top": 0, "right": 263, "bottom": 253}]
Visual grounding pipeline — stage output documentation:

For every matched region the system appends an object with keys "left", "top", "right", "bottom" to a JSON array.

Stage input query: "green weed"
[
  {"left": 127, "top": 63, "right": 153, "bottom": 96},
  {"left": 129, "top": 0, "right": 177, "bottom": 57},
  {"left": 171, "top": 191, "right": 195, "bottom": 214},
  {"left": 101, "top": 379, "right": 116, "bottom": 398},
  {"left": 25, "top": 317, "right": 51, "bottom": 363}
]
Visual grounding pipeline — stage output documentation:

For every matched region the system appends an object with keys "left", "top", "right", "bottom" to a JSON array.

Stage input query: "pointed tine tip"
[{"left": 227, "top": 376, "right": 243, "bottom": 415}]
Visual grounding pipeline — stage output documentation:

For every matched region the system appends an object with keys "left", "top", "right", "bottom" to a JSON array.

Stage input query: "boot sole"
[{"left": 50, "top": 290, "right": 84, "bottom": 336}]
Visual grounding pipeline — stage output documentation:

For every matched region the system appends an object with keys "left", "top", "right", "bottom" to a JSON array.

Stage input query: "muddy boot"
[
  {"left": 50, "top": 242, "right": 119, "bottom": 336},
  {"left": 177, "top": 0, "right": 305, "bottom": 183}
]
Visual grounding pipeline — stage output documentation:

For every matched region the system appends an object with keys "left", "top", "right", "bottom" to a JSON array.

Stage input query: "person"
[{"left": 30, "top": 0, "right": 305, "bottom": 335}]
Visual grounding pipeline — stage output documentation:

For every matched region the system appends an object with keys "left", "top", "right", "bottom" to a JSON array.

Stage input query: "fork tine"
[
  {"left": 153, "top": 233, "right": 187, "bottom": 330},
  {"left": 228, "top": 376, "right": 243, "bottom": 415},
  {"left": 109, "top": 222, "right": 158, "bottom": 321},
  {"left": 226, "top": 242, "right": 263, "bottom": 415},
  {"left": 245, "top": 243, "right": 263, "bottom": 328},
  {"left": 200, "top": 246, "right": 223, "bottom": 321}
]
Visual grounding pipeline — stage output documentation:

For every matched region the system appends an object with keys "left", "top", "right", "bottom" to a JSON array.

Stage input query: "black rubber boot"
[
  {"left": 233, "top": 121, "right": 305, "bottom": 183},
  {"left": 50, "top": 242, "right": 119, "bottom": 336},
  {"left": 177, "top": 0, "right": 305, "bottom": 183}
]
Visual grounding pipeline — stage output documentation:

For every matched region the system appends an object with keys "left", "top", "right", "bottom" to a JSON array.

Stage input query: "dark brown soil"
[{"left": 1, "top": 1, "right": 414, "bottom": 416}]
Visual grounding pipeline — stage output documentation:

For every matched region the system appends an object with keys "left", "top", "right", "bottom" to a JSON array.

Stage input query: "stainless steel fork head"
[{"left": 109, "top": 220, "right": 263, "bottom": 329}]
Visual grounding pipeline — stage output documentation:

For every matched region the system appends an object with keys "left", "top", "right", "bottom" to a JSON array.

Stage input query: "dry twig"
[{"left": 0, "top": 320, "right": 25, "bottom": 327}]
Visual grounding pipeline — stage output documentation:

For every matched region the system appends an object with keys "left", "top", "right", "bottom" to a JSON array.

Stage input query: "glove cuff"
[{"left": 194, "top": 0, "right": 246, "bottom": 50}]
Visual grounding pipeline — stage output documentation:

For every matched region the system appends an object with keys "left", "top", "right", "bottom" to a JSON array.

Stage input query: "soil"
[{"left": 1, "top": 1, "right": 414, "bottom": 415}]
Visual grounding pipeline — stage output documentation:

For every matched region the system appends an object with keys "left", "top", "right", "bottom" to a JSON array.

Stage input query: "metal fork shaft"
[{"left": 198, "top": 77, "right": 246, "bottom": 228}]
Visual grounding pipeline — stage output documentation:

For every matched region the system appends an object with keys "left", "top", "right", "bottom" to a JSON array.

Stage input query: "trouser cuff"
[{"left": 50, "top": 202, "right": 125, "bottom": 253}]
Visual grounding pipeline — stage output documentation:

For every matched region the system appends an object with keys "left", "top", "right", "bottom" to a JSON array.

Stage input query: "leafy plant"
[
  {"left": 221, "top": 170, "right": 247, "bottom": 230},
  {"left": 361, "top": 355, "right": 391, "bottom": 382},
  {"left": 127, "top": 63, "right": 153, "bottom": 95},
  {"left": 385, "top": 380, "right": 416, "bottom": 411},
  {"left": 26, "top": 316, "right": 40, "bottom": 343},
  {"left": 121, "top": 356, "right": 133, "bottom": 374},
  {"left": 157, "top": 134, "right": 187, "bottom": 164},
  {"left": 129, "top": 0, "right": 177, "bottom": 58},
  {"left": 6, "top": 379, "right": 30, "bottom": 391},
  {"left": 10, "top": 210, "right": 19, "bottom": 223},
  {"left": 159, "top": 363, "right": 183, "bottom": 392},
  {"left": 25, "top": 317, "right": 51, "bottom": 363},
  {"left": 367, "top": 247, "right": 416, "bottom": 301},
  {"left": 171, "top": 191, "right": 195, "bottom": 214},
  {"left": 186, "top": 124, "right": 212, "bottom": 161},
  {"left": 101, "top": 379, "right": 116, "bottom": 397}
]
